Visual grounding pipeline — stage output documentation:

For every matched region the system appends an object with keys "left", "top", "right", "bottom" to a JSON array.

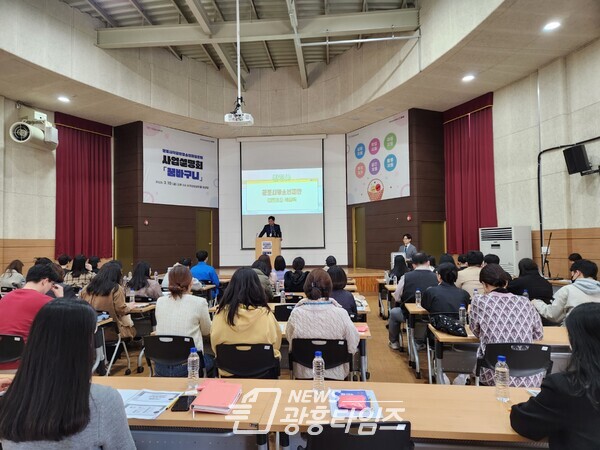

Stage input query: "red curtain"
[
  {"left": 444, "top": 93, "right": 497, "bottom": 254},
  {"left": 55, "top": 113, "right": 113, "bottom": 258}
]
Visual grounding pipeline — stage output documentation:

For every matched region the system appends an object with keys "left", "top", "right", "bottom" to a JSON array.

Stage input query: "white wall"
[
  {"left": 493, "top": 38, "right": 600, "bottom": 230},
  {"left": 219, "top": 135, "right": 348, "bottom": 267}
]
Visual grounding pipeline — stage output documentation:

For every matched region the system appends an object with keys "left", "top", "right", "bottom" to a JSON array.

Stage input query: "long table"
[
  {"left": 89, "top": 376, "right": 543, "bottom": 448},
  {"left": 429, "top": 325, "right": 569, "bottom": 384}
]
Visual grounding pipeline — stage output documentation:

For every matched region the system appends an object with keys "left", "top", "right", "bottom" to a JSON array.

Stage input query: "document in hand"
[{"left": 191, "top": 379, "right": 242, "bottom": 415}]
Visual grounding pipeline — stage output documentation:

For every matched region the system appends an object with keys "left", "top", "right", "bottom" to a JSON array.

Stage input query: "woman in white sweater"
[
  {"left": 155, "top": 265, "right": 212, "bottom": 376},
  {"left": 287, "top": 268, "right": 359, "bottom": 380}
]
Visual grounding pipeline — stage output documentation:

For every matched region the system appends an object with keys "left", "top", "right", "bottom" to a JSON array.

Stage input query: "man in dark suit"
[{"left": 258, "top": 216, "right": 282, "bottom": 238}]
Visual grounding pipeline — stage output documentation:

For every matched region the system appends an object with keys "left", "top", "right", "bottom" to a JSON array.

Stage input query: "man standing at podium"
[{"left": 258, "top": 216, "right": 282, "bottom": 238}]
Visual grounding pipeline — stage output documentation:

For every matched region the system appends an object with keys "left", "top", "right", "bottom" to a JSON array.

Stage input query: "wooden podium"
[{"left": 255, "top": 237, "right": 281, "bottom": 267}]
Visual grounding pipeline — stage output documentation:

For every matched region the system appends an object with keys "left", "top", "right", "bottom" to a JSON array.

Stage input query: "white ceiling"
[{"left": 0, "top": 0, "right": 599, "bottom": 138}]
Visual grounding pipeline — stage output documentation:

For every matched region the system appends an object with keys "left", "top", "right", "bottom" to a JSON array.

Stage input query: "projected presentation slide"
[
  {"left": 242, "top": 168, "right": 323, "bottom": 215},
  {"left": 240, "top": 138, "right": 325, "bottom": 249}
]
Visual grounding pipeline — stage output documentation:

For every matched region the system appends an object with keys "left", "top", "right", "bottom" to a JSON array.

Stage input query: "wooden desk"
[
  {"left": 128, "top": 303, "right": 156, "bottom": 314},
  {"left": 97, "top": 317, "right": 113, "bottom": 327},
  {"left": 344, "top": 285, "right": 357, "bottom": 292},
  {"left": 429, "top": 325, "right": 570, "bottom": 384},
  {"left": 280, "top": 322, "right": 371, "bottom": 382},
  {"left": 266, "top": 379, "right": 536, "bottom": 444}
]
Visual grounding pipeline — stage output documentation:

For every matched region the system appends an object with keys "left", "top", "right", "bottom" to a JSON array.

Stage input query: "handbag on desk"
[{"left": 430, "top": 314, "right": 467, "bottom": 337}]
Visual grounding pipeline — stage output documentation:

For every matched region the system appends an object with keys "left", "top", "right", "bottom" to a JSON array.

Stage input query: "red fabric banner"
[{"left": 55, "top": 113, "right": 113, "bottom": 258}]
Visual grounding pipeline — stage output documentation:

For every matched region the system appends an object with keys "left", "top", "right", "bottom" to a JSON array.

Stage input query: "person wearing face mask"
[{"left": 532, "top": 259, "right": 600, "bottom": 325}]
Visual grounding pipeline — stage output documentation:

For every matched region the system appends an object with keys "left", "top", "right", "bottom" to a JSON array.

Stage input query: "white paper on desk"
[
  {"left": 357, "top": 306, "right": 366, "bottom": 312},
  {"left": 118, "top": 389, "right": 182, "bottom": 420},
  {"left": 280, "top": 323, "right": 286, "bottom": 333}
]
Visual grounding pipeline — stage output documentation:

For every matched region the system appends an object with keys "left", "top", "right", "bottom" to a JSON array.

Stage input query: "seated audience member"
[
  {"left": 510, "top": 302, "right": 600, "bottom": 449},
  {"left": 470, "top": 264, "right": 543, "bottom": 387},
  {"left": 457, "top": 254, "right": 468, "bottom": 270},
  {"left": 328, "top": 265, "right": 358, "bottom": 317},
  {"left": 0, "top": 259, "right": 26, "bottom": 289},
  {"left": 34, "top": 257, "right": 53, "bottom": 266},
  {"left": 190, "top": 250, "right": 220, "bottom": 297},
  {"left": 87, "top": 255, "right": 101, "bottom": 274},
  {"left": 45, "top": 264, "right": 77, "bottom": 300},
  {"left": 257, "top": 254, "right": 278, "bottom": 287},
  {"left": 252, "top": 260, "right": 275, "bottom": 301},
  {"left": 389, "top": 252, "right": 438, "bottom": 349},
  {"left": 389, "top": 254, "right": 408, "bottom": 282},
  {"left": 284, "top": 256, "right": 309, "bottom": 293},
  {"left": 323, "top": 255, "right": 337, "bottom": 271},
  {"left": 568, "top": 253, "right": 582, "bottom": 263},
  {"left": 508, "top": 258, "right": 553, "bottom": 303},
  {"left": 64, "top": 254, "right": 95, "bottom": 290},
  {"left": 57, "top": 254, "right": 72, "bottom": 274},
  {"left": 0, "top": 299, "right": 135, "bottom": 449},
  {"left": 80, "top": 263, "right": 136, "bottom": 340},
  {"left": 126, "top": 261, "right": 162, "bottom": 300},
  {"left": 211, "top": 267, "right": 282, "bottom": 377},
  {"left": 155, "top": 265, "right": 212, "bottom": 376},
  {"left": 439, "top": 253, "right": 456, "bottom": 265},
  {"left": 287, "top": 269, "right": 359, "bottom": 380},
  {"left": 428, "top": 255, "right": 437, "bottom": 270},
  {"left": 0, "top": 264, "right": 63, "bottom": 372},
  {"left": 162, "top": 258, "right": 203, "bottom": 291},
  {"left": 273, "top": 255, "right": 288, "bottom": 282},
  {"left": 455, "top": 250, "right": 485, "bottom": 297},
  {"left": 532, "top": 259, "right": 600, "bottom": 325},
  {"left": 483, "top": 254, "right": 500, "bottom": 266},
  {"left": 421, "top": 263, "right": 470, "bottom": 317}
]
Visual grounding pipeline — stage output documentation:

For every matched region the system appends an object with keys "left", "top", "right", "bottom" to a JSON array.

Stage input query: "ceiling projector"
[{"left": 224, "top": 111, "right": 254, "bottom": 126}]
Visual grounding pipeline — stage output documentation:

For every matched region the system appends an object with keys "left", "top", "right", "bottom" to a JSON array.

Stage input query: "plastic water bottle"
[
  {"left": 384, "top": 270, "right": 390, "bottom": 283},
  {"left": 312, "top": 351, "right": 325, "bottom": 392},
  {"left": 523, "top": 289, "right": 529, "bottom": 299},
  {"left": 459, "top": 304, "right": 467, "bottom": 326},
  {"left": 494, "top": 355, "right": 510, "bottom": 402},
  {"left": 154, "top": 271, "right": 159, "bottom": 282},
  {"left": 187, "top": 347, "right": 200, "bottom": 389},
  {"left": 392, "top": 275, "right": 398, "bottom": 285},
  {"left": 128, "top": 287, "right": 135, "bottom": 303},
  {"left": 415, "top": 289, "right": 422, "bottom": 307},
  {"left": 473, "top": 288, "right": 479, "bottom": 299},
  {"left": 280, "top": 288, "right": 286, "bottom": 304}
]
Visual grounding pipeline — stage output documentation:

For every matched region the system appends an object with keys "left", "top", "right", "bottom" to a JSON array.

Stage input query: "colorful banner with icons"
[{"left": 346, "top": 111, "right": 410, "bottom": 205}]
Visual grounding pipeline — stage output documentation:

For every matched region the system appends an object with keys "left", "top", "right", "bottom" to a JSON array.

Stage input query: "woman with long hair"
[
  {"left": 211, "top": 267, "right": 282, "bottom": 376},
  {"left": 126, "top": 261, "right": 162, "bottom": 300},
  {"left": 80, "top": 263, "right": 135, "bottom": 340},
  {"left": 0, "top": 260, "right": 25, "bottom": 289},
  {"left": 64, "top": 254, "right": 95, "bottom": 289},
  {"left": 273, "top": 255, "right": 288, "bottom": 282},
  {"left": 155, "top": 265, "right": 212, "bottom": 376},
  {"left": 470, "top": 264, "right": 543, "bottom": 387},
  {"left": 257, "top": 254, "right": 278, "bottom": 288},
  {"left": 511, "top": 302, "right": 600, "bottom": 448},
  {"left": 286, "top": 268, "right": 359, "bottom": 380},
  {"left": 0, "top": 298, "right": 135, "bottom": 448},
  {"left": 251, "top": 260, "right": 274, "bottom": 300},
  {"left": 389, "top": 254, "right": 408, "bottom": 281}
]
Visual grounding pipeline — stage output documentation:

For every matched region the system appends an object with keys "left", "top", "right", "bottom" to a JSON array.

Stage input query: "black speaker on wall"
[{"left": 563, "top": 144, "right": 591, "bottom": 175}]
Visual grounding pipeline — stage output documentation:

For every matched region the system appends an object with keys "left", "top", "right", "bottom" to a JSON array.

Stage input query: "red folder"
[{"left": 191, "top": 380, "right": 242, "bottom": 415}]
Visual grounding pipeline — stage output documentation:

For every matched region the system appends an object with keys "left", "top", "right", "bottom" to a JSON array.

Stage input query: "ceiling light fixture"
[
  {"left": 57, "top": 96, "right": 70, "bottom": 103},
  {"left": 543, "top": 21, "right": 561, "bottom": 31},
  {"left": 462, "top": 74, "right": 475, "bottom": 82}
]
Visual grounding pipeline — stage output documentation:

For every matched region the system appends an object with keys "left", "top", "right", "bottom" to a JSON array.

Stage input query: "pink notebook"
[{"left": 191, "top": 380, "right": 242, "bottom": 415}]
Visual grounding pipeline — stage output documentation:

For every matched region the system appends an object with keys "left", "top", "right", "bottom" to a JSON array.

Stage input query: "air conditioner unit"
[{"left": 479, "top": 226, "right": 532, "bottom": 276}]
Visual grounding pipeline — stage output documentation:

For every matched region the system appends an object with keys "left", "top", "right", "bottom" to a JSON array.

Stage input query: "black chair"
[
  {"left": 215, "top": 344, "right": 279, "bottom": 379},
  {"left": 285, "top": 294, "right": 304, "bottom": 304},
  {"left": 274, "top": 304, "right": 295, "bottom": 322},
  {"left": 134, "top": 295, "right": 155, "bottom": 302},
  {"left": 302, "top": 422, "right": 413, "bottom": 450},
  {"left": 475, "top": 343, "right": 553, "bottom": 386},
  {"left": 0, "top": 287, "right": 14, "bottom": 294},
  {"left": 0, "top": 335, "right": 25, "bottom": 364},
  {"left": 143, "top": 335, "right": 205, "bottom": 377},
  {"left": 289, "top": 339, "right": 351, "bottom": 380}
]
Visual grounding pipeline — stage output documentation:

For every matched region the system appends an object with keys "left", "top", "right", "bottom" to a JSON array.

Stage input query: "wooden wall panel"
[
  {"left": 347, "top": 109, "right": 445, "bottom": 269},
  {"left": 532, "top": 227, "right": 600, "bottom": 278},
  {"left": 0, "top": 239, "right": 56, "bottom": 272},
  {"left": 114, "top": 122, "right": 219, "bottom": 273}
]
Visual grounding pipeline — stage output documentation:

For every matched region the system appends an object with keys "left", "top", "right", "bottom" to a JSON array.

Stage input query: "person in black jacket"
[
  {"left": 510, "top": 302, "right": 600, "bottom": 449},
  {"left": 283, "top": 256, "right": 308, "bottom": 293},
  {"left": 421, "top": 263, "right": 470, "bottom": 317},
  {"left": 508, "top": 258, "right": 553, "bottom": 303}
]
